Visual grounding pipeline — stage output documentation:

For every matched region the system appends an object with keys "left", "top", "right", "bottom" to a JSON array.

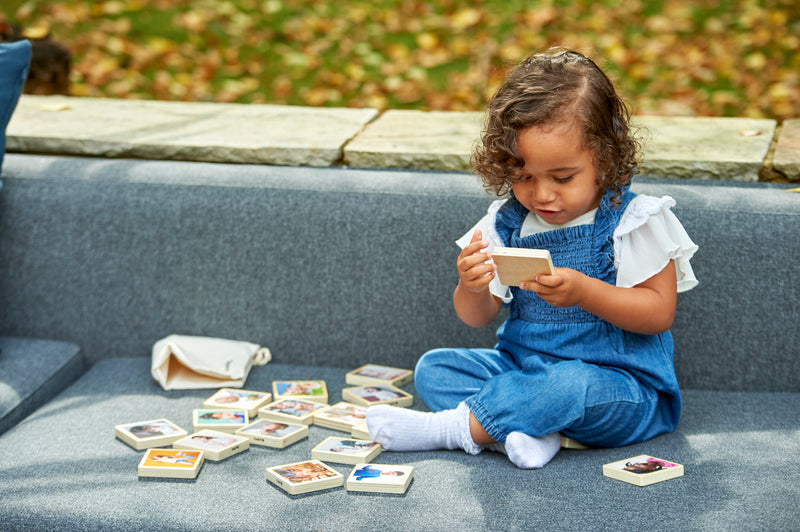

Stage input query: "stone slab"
[
  {"left": 5, "top": 96, "right": 784, "bottom": 180},
  {"left": 343, "top": 109, "right": 483, "bottom": 172},
  {"left": 346, "top": 111, "right": 777, "bottom": 181},
  {"left": 7, "top": 95, "right": 378, "bottom": 166},
  {"left": 634, "top": 116, "right": 776, "bottom": 181},
  {"left": 773, "top": 119, "right": 800, "bottom": 180}
]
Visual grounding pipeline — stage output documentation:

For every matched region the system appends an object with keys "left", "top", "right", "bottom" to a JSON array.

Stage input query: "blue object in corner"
[{"left": 0, "top": 39, "right": 32, "bottom": 177}]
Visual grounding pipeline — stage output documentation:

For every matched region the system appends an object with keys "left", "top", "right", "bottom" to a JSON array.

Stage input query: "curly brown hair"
[{"left": 472, "top": 48, "right": 639, "bottom": 203}]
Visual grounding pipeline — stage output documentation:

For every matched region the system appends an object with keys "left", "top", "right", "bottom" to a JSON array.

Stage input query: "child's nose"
[{"left": 533, "top": 179, "right": 556, "bottom": 203}]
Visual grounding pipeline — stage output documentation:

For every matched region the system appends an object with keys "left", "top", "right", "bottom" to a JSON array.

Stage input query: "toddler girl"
[{"left": 367, "top": 48, "right": 698, "bottom": 469}]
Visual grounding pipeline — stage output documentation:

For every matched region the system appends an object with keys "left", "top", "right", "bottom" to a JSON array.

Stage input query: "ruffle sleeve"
[
  {"left": 455, "top": 199, "right": 513, "bottom": 303},
  {"left": 613, "top": 195, "right": 699, "bottom": 292}
]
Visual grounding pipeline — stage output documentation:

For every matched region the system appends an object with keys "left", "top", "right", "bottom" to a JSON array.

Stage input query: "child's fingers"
[
  {"left": 463, "top": 260, "right": 496, "bottom": 280},
  {"left": 461, "top": 264, "right": 496, "bottom": 291},
  {"left": 458, "top": 247, "right": 493, "bottom": 276},
  {"left": 520, "top": 273, "right": 561, "bottom": 292},
  {"left": 461, "top": 234, "right": 489, "bottom": 257}
]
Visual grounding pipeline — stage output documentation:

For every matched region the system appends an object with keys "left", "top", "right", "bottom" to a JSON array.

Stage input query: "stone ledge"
[
  {"left": 7, "top": 95, "right": 378, "bottom": 167},
  {"left": 773, "top": 119, "right": 800, "bottom": 179},
  {"left": 344, "top": 111, "right": 778, "bottom": 181},
  {"left": 343, "top": 109, "right": 483, "bottom": 172},
  {"left": 634, "top": 116, "right": 776, "bottom": 181},
  {"left": 6, "top": 95, "right": 797, "bottom": 181}
]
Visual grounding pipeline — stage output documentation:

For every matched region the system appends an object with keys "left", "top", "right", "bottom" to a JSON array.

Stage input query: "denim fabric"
[{"left": 416, "top": 187, "right": 682, "bottom": 448}]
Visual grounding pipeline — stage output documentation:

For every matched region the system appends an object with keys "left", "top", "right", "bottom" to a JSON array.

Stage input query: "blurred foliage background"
[{"left": 1, "top": 0, "right": 798, "bottom": 119}]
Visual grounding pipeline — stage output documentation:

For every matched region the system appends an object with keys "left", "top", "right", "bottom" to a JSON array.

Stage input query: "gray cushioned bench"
[
  {"left": 0, "top": 154, "right": 798, "bottom": 531},
  {"left": 0, "top": 337, "right": 83, "bottom": 436}
]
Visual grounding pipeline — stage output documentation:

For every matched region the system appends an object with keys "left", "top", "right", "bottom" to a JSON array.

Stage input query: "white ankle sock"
[
  {"left": 503, "top": 431, "right": 561, "bottom": 469},
  {"left": 366, "top": 402, "right": 482, "bottom": 455}
]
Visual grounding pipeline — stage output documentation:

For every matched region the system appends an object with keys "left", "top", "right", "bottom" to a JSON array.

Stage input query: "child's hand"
[
  {"left": 520, "top": 267, "right": 586, "bottom": 308},
  {"left": 456, "top": 229, "right": 496, "bottom": 293}
]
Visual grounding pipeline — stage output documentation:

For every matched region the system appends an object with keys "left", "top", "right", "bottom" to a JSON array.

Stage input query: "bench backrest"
[{"left": 1, "top": 155, "right": 797, "bottom": 392}]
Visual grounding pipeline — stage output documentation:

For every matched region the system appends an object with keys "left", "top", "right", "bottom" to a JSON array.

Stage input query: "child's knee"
[
  {"left": 414, "top": 348, "right": 476, "bottom": 410},
  {"left": 413, "top": 349, "right": 452, "bottom": 399}
]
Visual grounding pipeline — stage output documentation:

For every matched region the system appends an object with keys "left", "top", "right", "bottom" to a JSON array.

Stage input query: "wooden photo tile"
[
  {"left": 602, "top": 455, "right": 684, "bottom": 486},
  {"left": 342, "top": 384, "right": 413, "bottom": 408},
  {"left": 258, "top": 398, "right": 330, "bottom": 426},
  {"left": 235, "top": 419, "right": 309, "bottom": 448},
  {"left": 265, "top": 460, "right": 344, "bottom": 495},
  {"left": 312, "top": 402, "right": 369, "bottom": 432},
  {"left": 346, "top": 463, "right": 414, "bottom": 494},
  {"left": 203, "top": 388, "right": 272, "bottom": 417},
  {"left": 115, "top": 419, "right": 187, "bottom": 451},
  {"left": 272, "top": 380, "right": 328, "bottom": 405},
  {"left": 350, "top": 420, "right": 370, "bottom": 440},
  {"left": 311, "top": 436, "right": 382, "bottom": 465},
  {"left": 346, "top": 364, "right": 413, "bottom": 388},
  {"left": 172, "top": 429, "right": 250, "bottom": 461},
  {"left": 492, "top": 246, "right": 554, "bottom": 286},
  {"left": 192, "top": 409, "right": 249, "bottom": 433},
  {"left": 138, "top": 448, "right": 204, "bottom": 479}
]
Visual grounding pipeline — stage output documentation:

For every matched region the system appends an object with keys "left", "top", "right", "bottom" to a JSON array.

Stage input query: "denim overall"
[{"left": 415, "top": 187, "right": 681, "bottom": 447}]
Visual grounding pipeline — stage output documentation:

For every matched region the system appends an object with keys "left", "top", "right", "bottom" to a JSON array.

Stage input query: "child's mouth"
[{"left": 536, "top": 209, "right": 560, "bottom": 220}]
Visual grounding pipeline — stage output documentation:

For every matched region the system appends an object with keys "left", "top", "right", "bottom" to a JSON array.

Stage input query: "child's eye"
[{"left": 554, "top": 175, "right": 575, "bottom": 183}]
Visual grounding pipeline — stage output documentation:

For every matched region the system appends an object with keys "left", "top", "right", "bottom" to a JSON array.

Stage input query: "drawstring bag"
[{"left": 151, "top": 335, "right": 272, "bottom": 390}]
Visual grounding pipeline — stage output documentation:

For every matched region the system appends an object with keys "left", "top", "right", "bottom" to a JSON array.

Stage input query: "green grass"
[{"left": 2, "top": 0, "right": 797, "bottom": 119}]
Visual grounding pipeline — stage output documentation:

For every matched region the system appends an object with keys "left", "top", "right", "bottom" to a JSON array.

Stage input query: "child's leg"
[
  {"left": 466, "top": 357, "right": 669, "bottom": 448},
  {"left": 414, "top": 347, "right": 518, "bottom": 411},
  {"left": 368, "top": 347, "right": 562, "bottom": 468},
  {"left": 371, "top": 349, "right": 668, "bottom": 466},
  {"left": 366, "top": 403, "right": 561, "bottom": 468},
  {"left": 365, "top": 347, "right": 509, "bottom": 456},
  {"left": 367, "top": 401, "right": 482, "bottom": 455}
]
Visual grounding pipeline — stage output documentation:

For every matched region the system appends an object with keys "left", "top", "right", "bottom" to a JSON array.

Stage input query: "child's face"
[{"left": 512, "top": 122, "right": 602, "bottom": 226}]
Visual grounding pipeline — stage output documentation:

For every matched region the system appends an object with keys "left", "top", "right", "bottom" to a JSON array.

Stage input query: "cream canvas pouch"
[{"left": 151, "top": 335, "right": 271, "bottom": 390}]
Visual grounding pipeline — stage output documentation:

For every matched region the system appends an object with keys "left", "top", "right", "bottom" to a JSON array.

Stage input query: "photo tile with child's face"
[
  {"left": 269, "top": 460, "right": 340, "bottom": 484},
  {"left": 194, "top": 409, "right": 247, "bottom": 425},
  {"left": 316, "top": 437, "right": 379, "bottom": 455},
  {"left": 240, "top": 419, "right": 299, "bottom": 438},
  {"left": 353, "top": 365, "right": 410, "bottom": 380},
  {"left": 351, "top": 385, "right": 403, "bottom": 401},
  {"left": 207, "top": 388, "right": 269, "bottom": 407},
  {"left": 263, "top": 399, "right": 326, "bottom": 416},
  {"left": 122, "top": 419, "right": 182, "bottom": 439},
  {"left": 349, "top": 463, "right": 413, "bottom": 485},
  {"left": 315, "top": 402, "right": 367, "bottom": 423},
  {"left": 177, "top": 430, "right": 246, "bottom": 451}
]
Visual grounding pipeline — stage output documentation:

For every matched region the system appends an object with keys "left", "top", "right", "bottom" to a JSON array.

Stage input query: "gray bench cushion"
[
  {"left": 1, "top": 155, "right": 798, "bottom": 393},
  {"left": 0, "top": 357, "right": 797, "bottom": 531},
  {"left": 0, "top": 336, "right": 84, "bottom": 435}
]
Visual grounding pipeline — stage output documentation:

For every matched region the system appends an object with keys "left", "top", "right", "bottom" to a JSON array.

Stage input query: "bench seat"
[
  {"left": 0, "top": 336, "right": 84, "bottom": 435},
  {"left": 0, "top": 357, "right": 797, "bottom": 531}
]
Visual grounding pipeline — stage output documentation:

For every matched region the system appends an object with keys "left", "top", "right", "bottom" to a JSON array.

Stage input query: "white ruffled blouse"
[{"left": 456, "top": 195, "right": 699, "bottom": 303}]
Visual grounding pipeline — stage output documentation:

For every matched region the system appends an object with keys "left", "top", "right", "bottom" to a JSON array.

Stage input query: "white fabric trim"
[
  {"left": 614, "top": 195, "right": 699, "bottom": 292},
  {"left": 455, "top": 199, "right": 512, "bottom": 302}
]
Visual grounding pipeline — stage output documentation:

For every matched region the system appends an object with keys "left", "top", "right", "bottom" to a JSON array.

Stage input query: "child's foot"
[
  {"left": 366, "top": 402, "right": 482, "bottom": 455},
  {"left": 503, "top": 431, "right": 561, "bottom": 469}
]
